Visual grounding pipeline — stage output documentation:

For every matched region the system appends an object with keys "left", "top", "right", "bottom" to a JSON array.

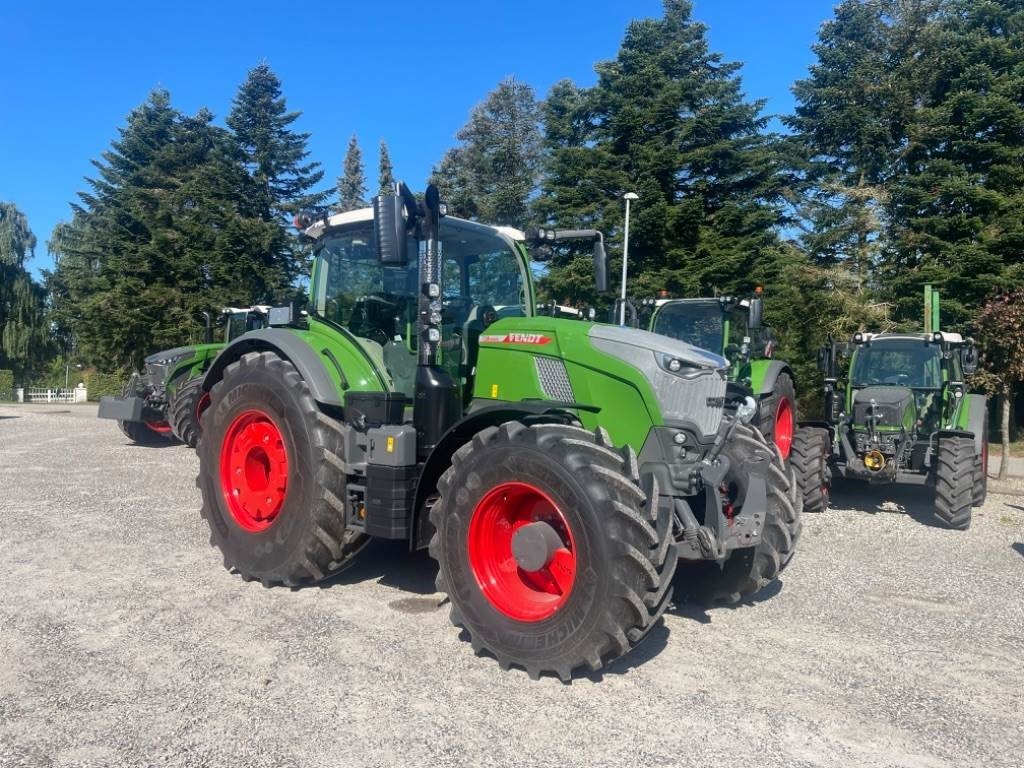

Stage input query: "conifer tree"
[
  {"left": 537, "top": 0, "right": 786, "bottom": 305},
  {"left": 337, "top": 135, "right": 367, "bottom": 212},
  {"left": 378, "top": 139, "right": 396, "bottom": 196},
  {"left": 430, "top": 77, "right": 542, "bottom": 227}
]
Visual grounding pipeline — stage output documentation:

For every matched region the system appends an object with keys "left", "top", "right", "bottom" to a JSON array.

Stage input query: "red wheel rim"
[
  {"left": 467, "top": 482, "right": 576, "bottom": 622},
  {"left": 774, "top": 398, "right": 794, "bottom": 460},
  {"left": 219, "top": 409, "right": 289, "bottom": 532},
  {"left": 146, "top": 421, "right": 173, "bottom": 434}
]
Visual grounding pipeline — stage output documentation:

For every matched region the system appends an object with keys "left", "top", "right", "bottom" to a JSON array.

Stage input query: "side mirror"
[
  {"left": 593, "top": 238, "right": 608, "bottom": 294},
  {"left": 373, "top": 192, "right": 409, "bottom": 265},
  {"left": 961, "top": 344, "right": 979, "bottom": 375},
  {"left": 748, "top": 296, "right": 764, "bottom": 331},
  {"left": 817, "top": 346, "right": 830, "bottom": 375}
]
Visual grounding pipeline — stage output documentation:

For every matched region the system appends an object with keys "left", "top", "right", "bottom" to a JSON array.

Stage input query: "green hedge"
[
  {"left": 82, "top": 371, "right": 125, "bottom": 401},
  {"left": 0, "top": 369, "right": 13, "bottom": 401}
]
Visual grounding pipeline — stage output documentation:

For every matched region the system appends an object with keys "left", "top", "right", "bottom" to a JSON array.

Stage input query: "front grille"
[
  {"left": 534, "top": 356, "right": 574, "bottom": 402},
  {"left": 650, "top": 369, "right": 726, "bottom": 437}
]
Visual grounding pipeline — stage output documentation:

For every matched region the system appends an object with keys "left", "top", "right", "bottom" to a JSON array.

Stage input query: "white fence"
[{"left": 18, "top": 385, "right": 88, "bottom": 404}]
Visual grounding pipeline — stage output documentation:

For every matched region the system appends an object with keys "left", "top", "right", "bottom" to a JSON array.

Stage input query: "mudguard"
[
  {"left": 409, "top": 401, "right": 583, "bottom": 550},
  {"left": 962, "top": 393, "right": 988, "bottom": 455},
  {"left": 750, "top": 359, "right": 792, "bottom": 397},
  {"left": 201, "top": 328, "right": 346, "bottom": 407}
]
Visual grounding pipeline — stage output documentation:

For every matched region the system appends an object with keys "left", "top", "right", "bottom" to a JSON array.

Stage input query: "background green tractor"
[
  {"left": 645, "top": 292, "right": 798, "bottom": 460},
  {"left": 817, "top": 285, "right": 987, "bottom": 529},
  {"left": 639, "top": 292, "right": 828, "bottom": 514},
  {"left": 193, "top": 181, "right": 799, "bottom": 681},
  {"left": 98, "top": 306, "right": 267, "bottom": 446}
]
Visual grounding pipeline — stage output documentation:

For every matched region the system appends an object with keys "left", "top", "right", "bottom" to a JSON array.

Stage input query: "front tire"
[
  {"left": 170, "top": 376, "right": 209, "bottom": 449},
  {"left": 791, "top": 427, "right": 831, "bottom": 513},
  {"left": 677, "top": 421, "right": 797, "bottom": 606},
  {"left": 197, "top": 351, "right": 368, "bottom": 586},
  {"left": 429, "top": 422, "right": 677, "bottom": 681},
  {"left": 935, "top": 436, "right": 974, "bottom": 530}
]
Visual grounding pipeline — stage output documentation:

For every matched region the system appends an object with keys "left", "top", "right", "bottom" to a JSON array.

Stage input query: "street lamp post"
[{"left": 620, "top": 192, "right": 639, "bottom": 325}]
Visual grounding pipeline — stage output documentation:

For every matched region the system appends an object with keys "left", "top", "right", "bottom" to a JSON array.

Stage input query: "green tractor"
[
  {"left": 644, "top": 293, "right": 798, "bottom": 462},
  {"left": 816, "top": 285, "right": 988, "bottom": 529},
  {"left": 98, "top": 306, "right": 268, "bottom": 447},
  {"left": 639, "top": 293, "right": 828, "bottom": 514},
  {"left": 194, "top": 182, "right": 799, "bottom": 680}
]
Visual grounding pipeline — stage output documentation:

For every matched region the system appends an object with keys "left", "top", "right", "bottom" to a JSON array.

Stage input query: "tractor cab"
[
  {"left": 648, "top": 293, "right": 770, "bottom": 373},
  {"left": 306, "top": 210, "right": 532, "bottom": 404}
]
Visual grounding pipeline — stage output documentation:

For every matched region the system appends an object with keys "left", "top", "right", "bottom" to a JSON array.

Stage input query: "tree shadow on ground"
[
  {"left": 1012, "top": 543, "right": 1024, "bottom": 560},
  {"left": 0, "top": 415, "right": 19, "bottom": 420},
  {"left": 829, "top": 479, "right": 952, "bottom": 530}
]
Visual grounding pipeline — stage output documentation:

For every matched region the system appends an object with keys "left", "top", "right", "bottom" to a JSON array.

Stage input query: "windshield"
[
  {"left": 313, "top": 220, "right": 528, "bottom": 335},
  {"left": 651, "top": 301, "right": 726, "bottom": 353},
  {"left": 850, "top": 340, "right": 943, "bottom": 389},
  {"left": 311, "top": 219, "right": 528, "bottom": 398}
]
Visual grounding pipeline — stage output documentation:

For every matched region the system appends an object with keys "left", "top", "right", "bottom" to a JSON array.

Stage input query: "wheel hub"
[
  {"left": 510, "top": 521, "right": 564, "bottom": 572},
  {"left": 219, "top": 410, "right": 289, "bottom": 532},
  {"left": 467, "top": 482, "right": 576, "bottom": 622}
]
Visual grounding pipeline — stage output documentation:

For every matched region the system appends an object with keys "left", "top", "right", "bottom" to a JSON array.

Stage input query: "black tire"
[
  {"left": 791, "top": 426, "right": 831, "bottom": 513},
  {"left": 429, "top": 422, "right": 677, "bottom": 681},
  {"left": 935, "top": 436, "right": 974, "bottom": 530},
  {"left": 677, "top": 421, "right": 797, "bottom": 606},
  {"left": 119, "top": 418, "right": 175, "bottom": 445},
  {"left": 759, "top": 372, "right": 797, "bottom": 462},
  {"left": 972, "top": 410, "right": 989, "bottom": 508},
  {"left": 170, "top": 376, "right": 206, "bottom": 449},
  {"left": 197, "top": 351, "right": 368, "bottom": 586}
]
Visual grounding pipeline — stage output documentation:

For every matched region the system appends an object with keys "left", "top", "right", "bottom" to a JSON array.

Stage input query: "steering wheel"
[{"left": 364, "top": 327, "right": 391, "bottom": 346}]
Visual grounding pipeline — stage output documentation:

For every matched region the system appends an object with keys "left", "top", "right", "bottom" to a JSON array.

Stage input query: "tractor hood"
[
  {"left": 852, "top": 386, "right": 916, "bottom": 431},
  {"left": 588, "top": 324, "right": 729, "bottom": 371},
  {"left": 144, "top": 346, "right": 195, "bottom": 367}
]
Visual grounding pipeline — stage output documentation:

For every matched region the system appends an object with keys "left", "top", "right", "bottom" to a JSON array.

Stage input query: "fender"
[
  {"left": 957, "top": 393, "right": 988, "bottom": 456},
  {"left": 408, "top": 401, "right": 584, "bottom": 551},
  {"left": 749, "top": 359, "right": 794, "bottom": 397},
  {"left": 201, "top": 328, "right": 346, "bottom": 407}
]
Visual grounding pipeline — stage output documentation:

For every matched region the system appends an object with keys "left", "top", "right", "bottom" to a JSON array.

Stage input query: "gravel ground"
[{"left": 1, "top": 404, "right": 1023, "bottom": 768}]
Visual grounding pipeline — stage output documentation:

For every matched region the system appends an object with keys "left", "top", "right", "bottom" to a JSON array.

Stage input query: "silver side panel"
[
  {"left": 534, "top": 356, "right": 575, "bottom": 402},
  {"left": 590, "top": 332, "right": 725, "bottom": 437}
]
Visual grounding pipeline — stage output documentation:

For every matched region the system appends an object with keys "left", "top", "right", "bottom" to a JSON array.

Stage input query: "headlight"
[
  {"left": 736, "top": 396, "right": 757, "bottom": 424},
  {"left": 656, "top": 352, "right": 697, "bottom": 376}
]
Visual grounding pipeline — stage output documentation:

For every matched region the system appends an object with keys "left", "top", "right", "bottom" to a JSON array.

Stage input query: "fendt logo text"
[{"left": 480, "top": 333, "right": 553, "bottom": 346}]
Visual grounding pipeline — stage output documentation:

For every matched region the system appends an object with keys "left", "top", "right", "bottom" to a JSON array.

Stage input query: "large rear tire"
[
  {"left": 170, "top": 376, "right": 209, "bottom": 449},
  {"left": 677, "top": 421, "right": 797, "bottom": 606},
  {"left": 935, "top": 436, "right": 974, "bottom": 530},
  {"left": 197, "top": 351, "right": 368, "bottom": 586},
  {"left": 791, "top": 426, "right": 831, "bottom": 513},
  {"left": 759, "top": 372, "right": 797, "bottom": 461},
  {"left": 429, "top": 422, "right": 677, "bottom": 681}
]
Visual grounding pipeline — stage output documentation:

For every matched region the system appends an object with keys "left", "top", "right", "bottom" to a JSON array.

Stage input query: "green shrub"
[
  {"left": 82, "top": 370, "right": 125, "bottom": 401},
  {"left": 0, "top": 369, "right": 13, "bottom": 401}
]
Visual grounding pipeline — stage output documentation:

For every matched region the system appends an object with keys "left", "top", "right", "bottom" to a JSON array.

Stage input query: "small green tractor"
[
  {"left": 98, "top": 306, "right": 268, "bottom": 446},
  {"left": 193, "top": 182, "right": 800, "bottom": 680},
  {"left": 816, "top": 285, "right": 988, "bottom": 529}
]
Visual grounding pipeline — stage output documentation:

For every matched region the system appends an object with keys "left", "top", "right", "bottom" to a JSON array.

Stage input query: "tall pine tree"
[
  {"left": 50, "top": 90, "right": 286, "bottom": 370},
  {"left": 885, "top": 0, "right": 1024, "bottom": 325},
  {"left": 430, "top": 77, "right": 542, "bottom": 227},
  {"left": 337, "top": 134, "right": 367, "bottom": 212},
  {"left": 538, "top": 0, "right": 786, "bottom": 304},
  {"left": 378, "top": 139, "right": 396, "bottom": 196}
]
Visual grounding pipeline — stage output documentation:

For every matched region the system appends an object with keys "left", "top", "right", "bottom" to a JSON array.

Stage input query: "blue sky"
[{"left": 1, "top": 1, "right": 832, "bottom": 278}]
